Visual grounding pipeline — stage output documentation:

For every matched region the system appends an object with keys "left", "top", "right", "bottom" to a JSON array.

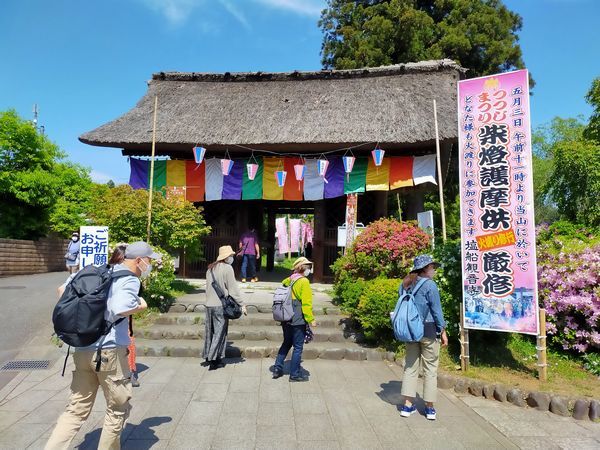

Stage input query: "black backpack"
[{"left": 52, "top": 264, "right": 135, "bottom": 373}]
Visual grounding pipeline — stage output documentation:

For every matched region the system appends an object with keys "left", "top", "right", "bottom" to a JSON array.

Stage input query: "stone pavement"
[{"left": 1, "top": 355, "right": 598, "bottom": 449}]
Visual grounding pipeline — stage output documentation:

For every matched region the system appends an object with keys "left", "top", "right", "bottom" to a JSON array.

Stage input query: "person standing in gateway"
[{"left": 239, "top": 226, "right": 260, "bottom": 283}]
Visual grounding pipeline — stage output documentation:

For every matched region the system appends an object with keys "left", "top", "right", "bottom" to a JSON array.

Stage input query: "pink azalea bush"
[{"left": 537, "top": 225, "right": 600, "bottom": 353}]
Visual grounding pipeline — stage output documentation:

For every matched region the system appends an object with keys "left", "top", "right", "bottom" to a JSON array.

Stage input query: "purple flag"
[
  {"left": 222, "top": 160, "right": 243, "bottom": 200},
  {"left": 129, "top": 158, "right": 149, "bottom": 189},
  {"left": 324, "top": 157, "right": 344, "bottom": 198}
]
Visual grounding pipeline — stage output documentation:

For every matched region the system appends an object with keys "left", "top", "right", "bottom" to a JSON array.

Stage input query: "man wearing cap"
[
  {"left": 65, "top": 232, "right": 80, "bottom": 274},
  {"left": 45, "top": 241, "right": 159, "bottom": 450}
]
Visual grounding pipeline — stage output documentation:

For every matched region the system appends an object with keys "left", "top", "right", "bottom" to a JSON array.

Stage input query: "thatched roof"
[{"left": 80, "top": 59, "right": 465, "bottom": 156}]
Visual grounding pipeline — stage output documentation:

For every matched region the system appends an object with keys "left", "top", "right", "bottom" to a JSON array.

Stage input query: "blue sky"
[{"left": 1, "top": 0, "right": 598, "bottom": 184}]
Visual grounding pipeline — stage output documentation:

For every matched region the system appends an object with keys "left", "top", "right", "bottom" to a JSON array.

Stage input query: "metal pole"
[
  {"left": 433, "top": 99, "right": 447, "bottom": 242},
  {"left": 146, "top": 95, "right": 158, "bottom": 242}
]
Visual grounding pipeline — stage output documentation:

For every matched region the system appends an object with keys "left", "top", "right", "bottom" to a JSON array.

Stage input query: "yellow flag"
[
  {"left": 366, "top": 157, "right": 390, "bottom": 191},
  {"left": 262, "top": 157, "right": 284, "bottom": 200},
  {"left": 166, "top": 160, "right": 186, "bottom": 187}
]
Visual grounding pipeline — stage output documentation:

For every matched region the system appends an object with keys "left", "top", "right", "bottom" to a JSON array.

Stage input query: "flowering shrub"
[
  {"left": 537, "top": 243, "right": 600, "bottom": 353},
  {"left": 140, "top": 247, "right": 177, "bottom": 312},
  {"left": 355, "top": 278, "right": 401, "bottom": 344}
]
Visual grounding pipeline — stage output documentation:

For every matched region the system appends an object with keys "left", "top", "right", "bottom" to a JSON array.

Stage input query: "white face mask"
[
  {"left": 225, "top": 256, "right": 234, "bottom": 265},
  {"left": 303, "top": 268, "right": 311, "bottom": 277},
  {"left": 71, "top": 237, "right": 78, "bottom": 242},
  {"left": 138, "top": 259, "right": 152, "bottom": 278}
]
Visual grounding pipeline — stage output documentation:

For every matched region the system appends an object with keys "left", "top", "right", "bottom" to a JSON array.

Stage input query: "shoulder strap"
[
  {"left": 411, "top": 278, "right": 429, "bottom": 296},
  {"left": 289, "top": 276, "right": 305, "bottom": 300}
]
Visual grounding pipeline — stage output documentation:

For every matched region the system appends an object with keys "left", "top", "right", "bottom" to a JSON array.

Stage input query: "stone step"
[
  {"left": 153, "top": 313, "right": 350, "bottom": 329},
  {"left": 135, "top": 338, "right": 385, "bottom": 361},
  {"left": 168, "top": 303, "right": 342, "bottom": 315},
  {"left": 136, "top": 324, "right": 357, "bottom": 343}
]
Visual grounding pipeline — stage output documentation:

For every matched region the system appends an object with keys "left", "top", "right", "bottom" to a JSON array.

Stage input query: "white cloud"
[
  {"left": 219, "top": 0, "right": 252, "bottom": 30},
  {"left": 253, "top": 0, "right": 324, "bottom": 16},
  {"left": 90, "top": 170, "right": 114, "bottom": 184},
  {"left": 136, "top": 0, "right": 204, "bottom": 25}
]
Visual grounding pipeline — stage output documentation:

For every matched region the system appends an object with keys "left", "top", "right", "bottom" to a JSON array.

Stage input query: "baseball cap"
[{"left": 125, "top": 241, "right": 160, "bottom": 260}]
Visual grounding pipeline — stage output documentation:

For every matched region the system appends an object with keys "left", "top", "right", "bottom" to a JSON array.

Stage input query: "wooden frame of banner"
[
  {"left": 537, "top": 308, "right": 548, "bottom": 382},
  {"left": 146, "top": 96, "right": 158, "bottom": 241}
]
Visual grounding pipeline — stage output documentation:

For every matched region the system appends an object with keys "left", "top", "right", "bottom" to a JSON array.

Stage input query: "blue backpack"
[{"left": 391, "top": 278, "right": 428, "bottom": 342}]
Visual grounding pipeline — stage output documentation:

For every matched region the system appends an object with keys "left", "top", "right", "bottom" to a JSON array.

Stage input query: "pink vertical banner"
[
  {"left": 458, "top": 69, "right": 539, "bottom": 335},
  {"left": 275, "top": 217, "right": 289, "bottom": 255},
  {"left": 289, "top": 219, "right": 301, "bottom": 254}
]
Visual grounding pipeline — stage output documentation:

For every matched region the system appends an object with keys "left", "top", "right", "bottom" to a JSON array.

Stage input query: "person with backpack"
[
  {"left": 64, "top": 232, "right": 80, "bottom": 274},
  {"left": 395, "top": 254, "right": 447, "bottom": 421},
  {"left": 45, "top": 241, "right": 158, "bottom": 450},
  {"left": 204, "top": 245, "right": 246, "bottom": 371},
  {"left": 272, "top": 257, "right": 316, "bottom": 382}
]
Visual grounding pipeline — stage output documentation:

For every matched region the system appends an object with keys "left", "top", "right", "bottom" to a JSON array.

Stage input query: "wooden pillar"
[
  {"left": 266, "top": 208, "right": 275, "bottom": 272},
  {"left": 404, "top": 189, "right": 425, "bottom": 220},
  {"left": 312, "top": 200, "right": 326, "bottom": 283}
]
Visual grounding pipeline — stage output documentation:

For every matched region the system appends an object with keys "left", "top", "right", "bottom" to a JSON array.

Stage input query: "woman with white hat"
[
  {"left": 399, "top": 254, "right": 447, "bottom": 421},
  {"left": 204, "top": 245, "right": 246, "bottom": 370},
  {"left": 272, "top": 257, "right": 317, "bottom": 382}
]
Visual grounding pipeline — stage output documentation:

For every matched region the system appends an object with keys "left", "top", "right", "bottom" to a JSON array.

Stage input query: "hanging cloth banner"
[
  {"left": 205, "top": 158, "right": 224, "bottom": 201},
  {"left": 366, "top": 157, "right": 391, "bottom": 191},
  {"left": 262, "top": 157, "right": 284, "bottom": 200},
  {"left": 413, "top": 155, "right": 437, "bottom": 185},
  {"left": 289, "top": 219, "right": 302, "bottom": 253},
  {"left": 151, "top": 160, "right": 167, "bottom": 194},
  {"left": 185, "top": 160, "right": 205, "bottom": 202},
  {"left": 166, "top": 160, "right": 186, "bottom": 187},
  {"left": 324, "top": 157, "right": 345, "bottom": 199},
  {"left": 275, "top": 217, "right": 289, "bottom": 254},
  {"left": 303, "top": 159, "right": 324, "bottom": 200},
  {"left": 222, "top": 160, "right": 243, "bottom": 200},
  {"left": 284, "top": 157, "right": 303, "bottom": 201},
  {"left": 344, "top": 157, "right": 367, "bottom": 194},
  {"left": 129, "top": 158, "right": 149, "bottom": 189},
  {"left": 243, "top": 157, "right": 263, "bottom": 200},
  {"left": 389, "top": 156, "right": 414, "bottom": 189}
]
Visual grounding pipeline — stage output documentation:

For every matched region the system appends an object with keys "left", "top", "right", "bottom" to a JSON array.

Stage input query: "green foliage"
[
  {"left": 582, "top": 352, "right": 600, "bottom": 377},
  {"left": 424, "top": 193, "right": 462, "bottom": 241},
  {"left": 0, "top": 109, "right": 92, "bottom": 239},
  {"left": 584, "top": 76, "right": 600, "bottom": 143},
  {"left": 432, "top": 239, "right": 461, "bottom": 336},
  {"left": 140, "top": 246, "right": 177, "bottom": 312},
  {"left": 90, "top": 185, "right": 211, "bottom": 258},
  {"left": 320, "top": 0, "right": 528, "bottom": 80},
  {"left": 535, "top": 117, "right": 600, "bottom": 226},
  {"left": 331, "top": 267, "right": 366, "bottom": 315},
  {"left": 355, "top": 278, "right": 401, "bottom": 344}
]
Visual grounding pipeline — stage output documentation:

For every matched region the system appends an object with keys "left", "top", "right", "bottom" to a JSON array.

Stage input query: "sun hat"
[
  {"left": 216, "top": 245, "right": 236, "bottom": 262},
  {"left": 410, "top": 254, "right": 440, "bottom": 273},
  {"left": 72, "top": 232, "right": 79, "bottom": 237},
  {"left": 292, "top": 257, "right": 313, "bottom": 270},
  {"left": 125, "top": 241, "right": 161, "bottom": 260}
]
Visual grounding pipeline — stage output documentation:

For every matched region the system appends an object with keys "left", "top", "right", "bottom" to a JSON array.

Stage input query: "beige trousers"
[
  {"left": 45, "top": 347, "right": 132, "bottom": 450},
  {"left": 401, "top": 337, "right": 440, "bottom": 403}
]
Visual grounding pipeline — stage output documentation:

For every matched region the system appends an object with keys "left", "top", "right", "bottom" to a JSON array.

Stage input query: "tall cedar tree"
[{"left": 320, "top": 0, "right": 528, "bottom": 80}]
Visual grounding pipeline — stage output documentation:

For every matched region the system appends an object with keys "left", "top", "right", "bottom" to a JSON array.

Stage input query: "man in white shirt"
[{"left": 45, "top": 242, "right": 159, "bottom": 450}]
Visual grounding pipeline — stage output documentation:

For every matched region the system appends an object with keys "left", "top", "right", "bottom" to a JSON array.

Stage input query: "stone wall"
[{"left": 0, "top": 238, "right": 67, "bottom": 277}]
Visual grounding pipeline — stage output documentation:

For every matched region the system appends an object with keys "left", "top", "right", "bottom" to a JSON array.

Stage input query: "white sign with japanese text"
[{"left": 79, "top": 226, "right": 109, "bottom": 268}]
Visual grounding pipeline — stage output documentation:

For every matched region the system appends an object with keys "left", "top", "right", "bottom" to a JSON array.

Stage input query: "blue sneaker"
[
  {"left": 425, "top": 406, "right": 437, "bottom": 420},
  {"left": 400, "top": 405, "right": 416, "bottom": 417}
]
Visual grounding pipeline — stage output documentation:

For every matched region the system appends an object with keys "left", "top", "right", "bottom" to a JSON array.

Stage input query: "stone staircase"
[{"left": 134, "top": 299, "right": 391, "bottom": 361}]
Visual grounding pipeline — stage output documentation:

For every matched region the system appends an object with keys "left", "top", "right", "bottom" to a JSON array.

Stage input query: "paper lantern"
[
  {"left": 193, "top": 146, "right": 206, "bottom": 164},
  {"left": 317, "top": 159, "right": 329, "bottom": 177},
  {"left": 294, "top": 164, "right": 305, "bottom": 181},
  {"left": 371, "top": 148, "right": 385, "bottom": 166},
  {"left": 247, "top": 163, "right": 258, "bottom": 180},
  {"left": 342, "top": 156, "right": 355, "bottom": 174},
  {"left": 275, "top": 170, "right": 287, "bottom": 187},
  {"left": 221, "top": 159, "right": 234, "bottom": 176}
]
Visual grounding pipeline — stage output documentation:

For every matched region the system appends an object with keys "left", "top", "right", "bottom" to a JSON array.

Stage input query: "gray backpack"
[{"left": 272, "top": 278, "right": 302, "bottom": 322}]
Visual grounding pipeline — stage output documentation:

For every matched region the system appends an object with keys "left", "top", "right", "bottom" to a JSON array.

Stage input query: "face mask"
[
  {"left": 303, "top": 268, "right": 311, "bottom": 277},
  {"left": 225, "top": 256, "right": 234, "bottom": 265},
  {"left": 138, "top": 259, "right": 152, "bottom": 278},
  {"left": 71, "top": 237, "right": 78, "bottom": 242}
]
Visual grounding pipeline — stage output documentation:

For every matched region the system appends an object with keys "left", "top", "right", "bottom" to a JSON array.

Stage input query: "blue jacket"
[{"left": 399, "top": 277, "right": 446, "bottom": 334}]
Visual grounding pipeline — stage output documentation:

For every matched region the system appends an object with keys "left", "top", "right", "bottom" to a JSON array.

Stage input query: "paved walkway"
[{"left": 1, "top": 356, "right": 598, "bottom": 449}]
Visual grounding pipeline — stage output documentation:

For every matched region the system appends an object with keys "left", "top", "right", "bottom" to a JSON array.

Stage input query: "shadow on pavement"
[{"left": 76, "top": 416, "right": 172, "bottom": 450}]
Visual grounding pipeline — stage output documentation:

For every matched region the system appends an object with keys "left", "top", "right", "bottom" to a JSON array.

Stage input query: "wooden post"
[
  {"left": 460, "top": 307, "right": 470, "bottom": 372},
  {"left": 146, "top": 95, "right": 158, "bottom": 242},
  {"left": 537, "top": 308, "right": 548, "bottom": 382},
  {"left": 433, "top": 99, "right": 447, "bottom": 242}
]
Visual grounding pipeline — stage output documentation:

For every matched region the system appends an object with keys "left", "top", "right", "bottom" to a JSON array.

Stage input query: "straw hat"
[
  {"left": 216, "top": 245, "right": 236, "bottom": 262},
  {"left": 292, "top": 257, "right": 313, "bottom": 270}
]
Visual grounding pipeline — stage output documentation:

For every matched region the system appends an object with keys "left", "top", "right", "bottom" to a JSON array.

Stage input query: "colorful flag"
[
  {"left": 389, "top": 157, "right": 414, "bottom": 189},
  {"left": 324, "top": 157, "right": 344, "bottom": 199},
  {"left": 263, "top": 157, "right": 284, "bottom": 200},
  {"left": 185, "top": 160, "right": 205, "bottom": 202},
  {"left": 413, "top": 155, "right": 437, "bottom": 185},
  {"left": 304, "top": 159, "right": 325, "bottom": 200},
  {"left": 205, "top": 158, "right": 224, "bottom": 201},
  {"left": 284, "top": 158, "right": 303, "bottom": 201},
  {"left": 366, "top": 157, "right": 391, "bottom": 191},
  {"left": 243, "top": 157, "right": 263, "bottom": 200},
  {"left": 129, "top": 158, "right": 149, "bottom": 189},
  {"left": 151, "top": 160, "right": 167, "bottom": 194},
  {"left": 166, "top": 160, "right": 186, "bottom": 187},
  {"left": 222, "top": 160, "right": 243, "bottom": 200},
  {"left": 344, "top": 157, "right": 367, "bottom": 194}
]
